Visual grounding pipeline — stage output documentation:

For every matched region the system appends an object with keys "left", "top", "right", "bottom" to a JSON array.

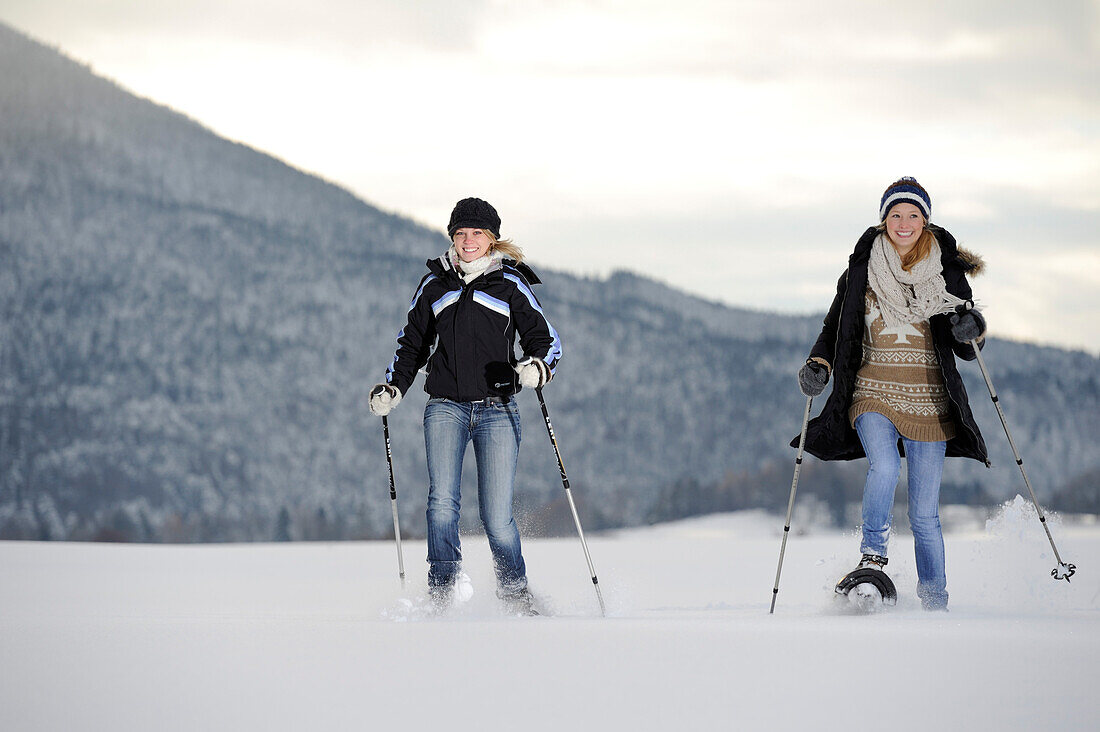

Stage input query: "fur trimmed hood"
[{"left": 956, "top": 246, "right": 984, "bottom": 276}]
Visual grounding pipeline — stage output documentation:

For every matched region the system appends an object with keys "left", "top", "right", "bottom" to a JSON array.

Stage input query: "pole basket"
[{"left": 1052, "top": 563, "right": 1076, "bottom": 583}]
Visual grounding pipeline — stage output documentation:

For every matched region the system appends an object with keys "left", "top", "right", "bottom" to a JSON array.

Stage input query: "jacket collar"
[
  {"left": 426, "top": 253, "right": 461, "bottom": 282},
  {"left": 425, "top": 255, "right": 543, "bottom": 285},
  {"left": 848, "top": 223, "right": 975, "bottom": 273},
  {"left": 509, "top": 260, "right": 542, "bottom": 284},
  {"left": 848, "top": 226, "right": 879, "bottom": 268}
]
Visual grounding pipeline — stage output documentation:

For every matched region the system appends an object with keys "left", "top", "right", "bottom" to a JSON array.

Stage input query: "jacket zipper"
[
  {"left": 832, "top": 269, "right": 852, "bottom": 371},
  {"left": 453, "top": 278, "right": 466, "bottom": 399}
]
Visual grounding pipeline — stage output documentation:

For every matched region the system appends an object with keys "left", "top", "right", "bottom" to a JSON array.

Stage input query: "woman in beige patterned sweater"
[{"left": 795, "top": 177, "right": 988, "bottom": 610}]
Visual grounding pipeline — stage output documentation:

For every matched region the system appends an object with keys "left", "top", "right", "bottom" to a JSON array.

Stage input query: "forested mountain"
[{"left": 2, "top": 23, "right": 1097, "bottom": 541}]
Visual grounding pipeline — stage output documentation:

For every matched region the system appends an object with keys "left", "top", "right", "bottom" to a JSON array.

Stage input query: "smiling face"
[
  {"left": 453, "top": 228, "right": 493, "bottom": 262},
  {"left": 883, "top": 202, "right": 926, "bottom": 256}
]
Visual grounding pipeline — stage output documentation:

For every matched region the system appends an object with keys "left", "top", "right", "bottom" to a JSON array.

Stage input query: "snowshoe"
[{"left": 835, "top": 554, "right": 897, "bottom": 611}]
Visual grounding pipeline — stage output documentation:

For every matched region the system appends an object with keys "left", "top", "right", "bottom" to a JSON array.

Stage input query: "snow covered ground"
[{"left": 2, "top": 498, "right": 1098, "bottom": 732}]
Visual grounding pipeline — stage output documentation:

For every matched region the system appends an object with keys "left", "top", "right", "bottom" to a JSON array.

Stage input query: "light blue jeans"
[
  {"left": 854, "top": 411, "right": 949, "bottom": 609},
  {"left": 424, "top": 397, "right": 526, "bottom": 595}
]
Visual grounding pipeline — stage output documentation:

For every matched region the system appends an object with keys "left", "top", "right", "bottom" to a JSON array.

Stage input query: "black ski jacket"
[
  {"left": 792, "top": 225, "right": 989, "bottom": 465},
  {"left": 385, "top": 254, "right": 561, "bottom": 401}
]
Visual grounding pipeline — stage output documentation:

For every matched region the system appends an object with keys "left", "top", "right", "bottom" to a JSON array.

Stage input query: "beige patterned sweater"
[{"left": 848, "top": 288, "right": 956, "bottom": 442}]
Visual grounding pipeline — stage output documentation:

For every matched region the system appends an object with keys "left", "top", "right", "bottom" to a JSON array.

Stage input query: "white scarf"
[
  {"left": 448, "top": 246, "right": 503, "bottom": 284},
  {"left": 866, "top": 232, "right": 965, "bottom": 327}
]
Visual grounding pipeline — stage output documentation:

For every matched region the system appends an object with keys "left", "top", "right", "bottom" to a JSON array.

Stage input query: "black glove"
[
  {"left": 950, "top": 306, "right": 986, "bottom": 343},
  {"left": 798, "top": 360, "right": 830, "bottom": 397}
]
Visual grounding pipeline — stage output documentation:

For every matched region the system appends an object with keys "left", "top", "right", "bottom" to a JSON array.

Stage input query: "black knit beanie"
[{"left": 447, "top": 198, "right": 501, "bottom": 239}]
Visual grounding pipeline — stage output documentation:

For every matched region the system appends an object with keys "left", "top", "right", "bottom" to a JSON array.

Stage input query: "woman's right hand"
[
  {"left": 798, "top": 360, "right": 830, "bottom": 397},
  {"left": 515, "top": 357, "right": 552, "bottom": 388},
  {"left": 368, "top": 384, "right": 402, "bottom": 416}
]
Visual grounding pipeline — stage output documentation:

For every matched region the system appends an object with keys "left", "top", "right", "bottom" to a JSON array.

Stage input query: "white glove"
[
  {"left": 514, "top": 358, "right": 551, "bottom": 389},
  {"left": 368, "top": 384, "right": 402, "bottom": 416}
]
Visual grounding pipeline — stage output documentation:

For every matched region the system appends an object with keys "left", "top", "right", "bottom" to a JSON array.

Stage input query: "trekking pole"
[
  {"left": 770, "top": 395, "right": 814, "bottom": 613},
  {"left": 535, "top": 387, "right": 606, "bottom": 616},
  {"left": 381, "top": 415, "right": 407, "bottom": 587},
  {"left": 957, "top": 302, "right": 1075, "bottom": 582}
]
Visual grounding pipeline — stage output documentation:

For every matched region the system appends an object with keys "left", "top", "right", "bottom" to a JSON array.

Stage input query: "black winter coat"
[
  {"left": 385, "top": 254, "right": 561, "bottom": 401},
  {"left": 792, "top": 225, "right": 989, "bottom": 465}
]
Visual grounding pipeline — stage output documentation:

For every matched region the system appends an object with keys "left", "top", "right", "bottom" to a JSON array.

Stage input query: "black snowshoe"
[{"left": 835, "top": 554, "right": 898, "bottom": 611}]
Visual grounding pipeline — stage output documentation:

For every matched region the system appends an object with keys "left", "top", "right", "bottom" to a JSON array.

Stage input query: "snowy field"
[{"left": 2, "top": 499, "right": 1098, "bottom": 732}]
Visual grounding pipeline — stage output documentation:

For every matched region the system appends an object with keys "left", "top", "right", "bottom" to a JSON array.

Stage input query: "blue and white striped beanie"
[{"left": 879, "top": 177, "right": 932, "bottom": 221}]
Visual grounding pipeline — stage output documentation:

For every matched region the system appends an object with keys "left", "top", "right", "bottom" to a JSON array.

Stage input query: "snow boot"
[
  {"left": 428, "top": 584, "right": 453, "bottom": 614},
  {"left": 501, "top": 588, "right": 540, "bottom": 617},
  {"left": 917, "top": 583, "right": 949, "bottom": 612},
  {"left": 857, "top": 553, "right": 888, "bottom": 571}
]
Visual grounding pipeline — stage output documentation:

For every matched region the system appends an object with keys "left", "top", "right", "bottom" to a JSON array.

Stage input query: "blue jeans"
[
  {"left": 854, "top": 411, "right": 949, "bottom": 609},
  {"left": 424, "top": 397, "right": 527, "bottom": 595}
]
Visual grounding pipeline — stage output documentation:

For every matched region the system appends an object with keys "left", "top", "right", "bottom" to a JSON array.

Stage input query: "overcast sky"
[{"left": 3, "top": 1, "right": 1098, "bottom": 352}]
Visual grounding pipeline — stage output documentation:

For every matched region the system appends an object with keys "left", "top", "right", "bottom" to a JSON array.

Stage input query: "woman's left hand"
[
  {"left": 515, "top": 357, "right": 552, "bottom": 388},
  {"left": 950, "top": 308, "right": 986, "bottom": 343}
]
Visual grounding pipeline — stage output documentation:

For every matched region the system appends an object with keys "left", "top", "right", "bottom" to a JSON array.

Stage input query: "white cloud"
[{"left": 2, "top": 0, "right": 1098, "bottom": 351}]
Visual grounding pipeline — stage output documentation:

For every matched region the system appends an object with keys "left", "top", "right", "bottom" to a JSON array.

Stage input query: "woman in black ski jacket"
[
  {"left": 794, "top": 177, "right": 987, "bottom": 610},
  {"left": 369, "top": 197, "right": 560, "bottom": 615}
]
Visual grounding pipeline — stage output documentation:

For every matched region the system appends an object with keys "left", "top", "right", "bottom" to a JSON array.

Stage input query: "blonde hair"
[
  {"left": 901, "top": 228, "right": 934, "bottom": 271},
  {"left": 488, "top": 233, "right": 524, "bottom": 263}
]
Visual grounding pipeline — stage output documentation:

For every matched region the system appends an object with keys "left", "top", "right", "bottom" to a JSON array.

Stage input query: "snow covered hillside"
[
  {"left": 2, "top": 501, "right": 1097, "bottom": 731},
  {"left": 4, "top": 22, "right": 1099, "bottom": 543}
]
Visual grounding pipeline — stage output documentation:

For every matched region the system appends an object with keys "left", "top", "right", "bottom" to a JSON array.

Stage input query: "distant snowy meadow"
[{"left": 1, "top": 501, "right": 1097, "bottom": 731}]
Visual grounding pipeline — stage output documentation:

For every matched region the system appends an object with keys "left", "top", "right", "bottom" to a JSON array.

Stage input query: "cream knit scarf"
[{"left": 867, "top": 232, "right": 966, "bottom": 327}]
